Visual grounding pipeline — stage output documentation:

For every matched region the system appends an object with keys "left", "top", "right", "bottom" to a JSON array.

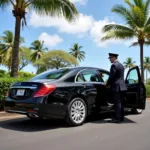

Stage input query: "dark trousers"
[{"left": 112, "top": 91, "right": 124, "bottom": 121}]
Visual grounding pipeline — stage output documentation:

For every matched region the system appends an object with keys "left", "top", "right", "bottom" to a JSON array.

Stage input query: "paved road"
[{"left": 0, "top": 102, "right": 150, "bottom": 150}]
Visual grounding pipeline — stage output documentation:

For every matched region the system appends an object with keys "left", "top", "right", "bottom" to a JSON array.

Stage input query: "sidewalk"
[{"left": 0, "top": 111, "right": 24, "bottom": 120}]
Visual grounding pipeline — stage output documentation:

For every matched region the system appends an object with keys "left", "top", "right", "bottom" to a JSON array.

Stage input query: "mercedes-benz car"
[{"left": 4, "top": 66, "right": 146, "bottom": 126}]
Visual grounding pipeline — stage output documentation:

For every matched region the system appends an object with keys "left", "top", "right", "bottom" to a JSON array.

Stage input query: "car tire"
[
  {"left": 131, "top": 108, "right": 143, "bottom": 114},
  {"left": 65, "top": 98, "right": 87, "bottom": 126}
]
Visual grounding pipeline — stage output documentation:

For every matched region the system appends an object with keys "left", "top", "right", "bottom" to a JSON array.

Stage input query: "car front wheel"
[{"left": 65, "top": 98, "right": 87, "bottom": 126}]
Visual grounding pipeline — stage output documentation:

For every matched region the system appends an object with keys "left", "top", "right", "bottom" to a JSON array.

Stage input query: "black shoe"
[{"left": 108, "top": 119, "right": 121, "bottom": 124}]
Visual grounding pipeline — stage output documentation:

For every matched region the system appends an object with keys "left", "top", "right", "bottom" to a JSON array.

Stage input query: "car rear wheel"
[
  {"left": 65, "top": 98, "right": 87, "bottom": 126},
  {"left": 131, "top": 108, "right": 143, "bottom": 114}
]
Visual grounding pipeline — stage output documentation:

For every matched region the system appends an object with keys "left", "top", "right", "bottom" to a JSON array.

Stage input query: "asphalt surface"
[{"left": 0, "top": 102, "right": 150, "bottom": 150}]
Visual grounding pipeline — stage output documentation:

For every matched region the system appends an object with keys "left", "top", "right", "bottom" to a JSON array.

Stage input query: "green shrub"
[
  {"left": 0, "top": 69, "right": 6, "bottom": 74},
  {"left": 147, "top": 80, "right": 150, "bottom": 85},
  {"left": 0, "top": 77, "right": 32, "bottom": 102},
  {"left": 18, "top": 71, "right": 35, "bottom": 78},
  {"left": 6, "top": 71, "right": 35, "bottom": 78},
  {"left": 0, "top": 69, "right": 6, "bottom": 77},
  {"left": 146, "top": 84, "right": 150, "bottom": 98}
]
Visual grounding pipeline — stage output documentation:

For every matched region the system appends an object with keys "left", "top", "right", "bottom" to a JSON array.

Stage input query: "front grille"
[{"left": 10, "top": 88, "right": 34, "bottom": 100}]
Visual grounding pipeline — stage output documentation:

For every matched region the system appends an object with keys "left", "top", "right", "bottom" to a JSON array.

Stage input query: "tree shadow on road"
[{"left": 0, "top": 112, "right": 136, "bottom": 132}]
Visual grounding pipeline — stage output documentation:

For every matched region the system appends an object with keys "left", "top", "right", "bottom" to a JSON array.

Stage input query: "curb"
[{"left": 0, "top": 115, "right": 25, "bottom": 120}]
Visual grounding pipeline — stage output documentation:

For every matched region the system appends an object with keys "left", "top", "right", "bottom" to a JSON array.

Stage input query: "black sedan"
[{"left": 4, "top": 66, "right": 146, "bottom": 126}]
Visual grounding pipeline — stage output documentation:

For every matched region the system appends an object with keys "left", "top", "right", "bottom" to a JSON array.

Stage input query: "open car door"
[{"left": 124, "top": 66, "right": 146, "bottom": 109}]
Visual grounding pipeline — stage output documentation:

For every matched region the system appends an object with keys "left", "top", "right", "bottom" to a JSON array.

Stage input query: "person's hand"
[{"left": 104, "top": 83, "right": 110, "bottom": 88}]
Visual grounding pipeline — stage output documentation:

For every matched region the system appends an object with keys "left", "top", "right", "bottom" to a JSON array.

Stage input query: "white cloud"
[
  {"left": 38, "top": 32, "right": 63, "bottom": 47},
  {"left": 90, "top": 18, "right": 122, "bottom": 48},
  {"left": 70, "top": 0, "right": 88, "bottom": 5},
  {"left": 29, "top": 12, "right": 94, "bottom": 35},
  {"left": 29, "top": 12, "right": 128, "bottom": 48}
]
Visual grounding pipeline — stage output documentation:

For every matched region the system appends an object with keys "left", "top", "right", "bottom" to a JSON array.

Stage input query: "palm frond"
[
  {"left": 30, "top": 52, "right": 38, "bottom": 62},
  {"left": 145, "top": 17, "right": 150, "bottom": 27},
  {"left": 0, "top": 0, "right": 10, "bottom": 9},
  {"left": 143, "top": 0, "right": 150, "bottom": 15},
  {"left": 144, "top": 41, "right": 150, "bottom": 46},
  {"left": 101, "top": 30, "right": 135, "bottom": 41},
  {"left": 133, "top": 0, "right": 144, "bottom": 8},
  {"left": 102, "top": 24, "right": 135, "bottom": 33},
  {"left": 123, "top": 57, "right": 136, "bottom": 69},
  {"left": 125, "top": 0, "right": 134, "bottom": 8},
  {"left": 79, "top": 46, "right": 83, "bottom": 49},
  {"left": 31, "top": 0, "right": 79, "bottom": 22},
  {"left": 1, "top": 30, "right": 13, "bottom": 43},
  {"left": 130, "top": 41, "right": 139, "bottom": 47},
  {"left": 131, "top": 5, "right": 145, "bottom": 27},
  {"left": 144, "top": 24, "right": 150, "bottom": 34},
  {"left": 111, "top": 5, "right": 138, "bottom": 28}
]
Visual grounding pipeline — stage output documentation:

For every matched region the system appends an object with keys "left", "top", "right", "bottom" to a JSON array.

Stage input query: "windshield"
[{"left": 30, "top": 68, "right": 71, "bottom": 81}]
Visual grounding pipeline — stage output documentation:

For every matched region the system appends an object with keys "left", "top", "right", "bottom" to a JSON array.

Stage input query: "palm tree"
[
  {"left": 123, "top": 57, "right": 136, "bottom": 70},
  {"left": 144, "top": 57, "right": 150, "bottom": 83},
  {"left": 30, "top": 40, "right": 48, "bottom": 72},
  {"left": 0, "top": 0, "right": 79, "bottom": 77},
  {"left": 30, "top": 40, "right": 48, "bottom": 62},
  {"left": 0, "top": 30, "right": 24, "bottom": 70},
  {"left": 102, "top": 0, "right": 150, "bottom": 83},
  {"left": 69, "top": 43, "right": 85, "bottom": 66}
]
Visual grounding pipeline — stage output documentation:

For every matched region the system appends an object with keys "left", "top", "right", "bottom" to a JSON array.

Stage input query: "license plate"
[{"left": 16, "top": 89, "right": 25, "bottom": 96}]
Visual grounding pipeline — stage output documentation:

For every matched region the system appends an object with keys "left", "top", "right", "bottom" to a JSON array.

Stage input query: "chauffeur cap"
[{"left": 108, "top": 53, "right": 119, "bottom": 59}]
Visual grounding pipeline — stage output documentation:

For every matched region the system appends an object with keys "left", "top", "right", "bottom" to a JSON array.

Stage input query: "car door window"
[
  {"left": 127, "top": 69, "right": 139, "bottom": 84},
  {"left": 82, "top": 70, "right": 99, "bottom": 82},
  {"left": 100, "top": 72, "right": 109, "bottom": 83},
  {"left": 76, "top": 73, "right": 85, "bottom": 82},
  {"left": 76, "top": 69, "right": 99, "bottom": 82}
]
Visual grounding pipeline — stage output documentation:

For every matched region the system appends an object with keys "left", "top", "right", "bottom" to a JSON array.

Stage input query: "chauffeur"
[{"left": 105, "top": 53, "right": 127, "bottom": 123}]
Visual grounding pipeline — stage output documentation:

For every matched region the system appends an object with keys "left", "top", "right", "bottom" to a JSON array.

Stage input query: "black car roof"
[{"left": 62, "top": 66, "right": 109, "bottom": 73}]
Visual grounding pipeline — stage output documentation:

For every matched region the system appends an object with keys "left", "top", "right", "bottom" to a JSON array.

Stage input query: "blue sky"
[{"left": 0, "top": 0, "right": 150, "bottom": 78}]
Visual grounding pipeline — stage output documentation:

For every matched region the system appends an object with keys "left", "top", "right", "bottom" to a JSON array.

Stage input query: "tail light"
[{"left": 33, "top": 84, "right": 56, "bottom": 97}]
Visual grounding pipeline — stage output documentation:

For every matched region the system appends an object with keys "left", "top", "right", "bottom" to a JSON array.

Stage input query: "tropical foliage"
[
  {"left": 123, "top": 57, "right": 136, "bottom": 70},
  {"left": 29, "top": 40, "right": 48, "bottom": 62},
  {"left": 69, "top": 43, "right": 85, "bottom": 64},
  {"left": 0, "top": 30, "right": 24, "bottom": 70},
  {"left": 102, "top": 0, "right": 150, "bottom": 82},
  {"left": 0, "top": 0, "right": 79, "bottom": 77},
  {"left": 19, "top": 46, "right": 32, "bottom": 71},
  {"left": 144, "top": 57, "right": 150, "bottom": 83},
  {"left": 34, "top": 50, "right": 78, "bottom": 73}
]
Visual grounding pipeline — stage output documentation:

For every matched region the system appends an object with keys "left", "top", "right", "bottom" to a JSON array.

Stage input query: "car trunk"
[{"left": 8, "top": 82, "right": 44, "bottom": 100}]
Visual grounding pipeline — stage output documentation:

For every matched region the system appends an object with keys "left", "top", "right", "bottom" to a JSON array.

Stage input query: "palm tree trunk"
[
  {"left": 11, "top": 16, "right": 21, "bottom": 77},
  {"left": 140, "top": 42, "right": 144, "bottom": 83}
]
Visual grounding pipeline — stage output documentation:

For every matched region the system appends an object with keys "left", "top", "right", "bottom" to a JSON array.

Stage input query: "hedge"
[
  {"left": 6, "top": 71, "right": 35, "bottom": 78},
  {"left": 145, "top": 85, "right": 150, "bottom": 98},
  {"left": 0, "top": 77, "right": 32, "bottom": 102},
  {"left": 0, "top": 69, "right": 6, "bottom": 77}
]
